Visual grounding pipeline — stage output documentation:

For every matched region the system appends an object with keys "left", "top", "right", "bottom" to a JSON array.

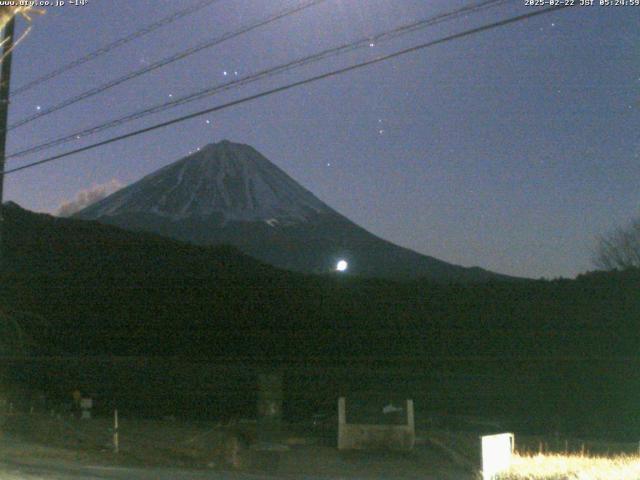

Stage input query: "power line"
[
  {"left": 1, "top": 4, "right": 571, "bottom": 177},
  {"left": 11, "top": 0, "right": 223, "bottom": 97},
  {"left": 7, "top": 0, "right": 328, "bottom": 131},
  {"left": 7, "top": 0, "right": 510, "bottom": 161}
]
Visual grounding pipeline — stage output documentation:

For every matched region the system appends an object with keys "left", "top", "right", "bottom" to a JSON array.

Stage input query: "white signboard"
[{"left": 481, "top": 433, "right": 514, "bottom": 480}]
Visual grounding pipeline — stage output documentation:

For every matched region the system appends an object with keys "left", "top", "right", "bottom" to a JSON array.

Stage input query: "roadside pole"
[
  {"left": 0, "top": 16, "right": 16, "bottom": 268},
  {"left": 113, "top": 409, "right": 119, "bottom": 453}
]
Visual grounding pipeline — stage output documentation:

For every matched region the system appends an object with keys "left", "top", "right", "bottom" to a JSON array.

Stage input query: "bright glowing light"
[
  {"left": 336, "top": 260, "right": 348, "bottom": 272},
  {"left": 481, "top": 433, "right": 514, "bottom": 480}
]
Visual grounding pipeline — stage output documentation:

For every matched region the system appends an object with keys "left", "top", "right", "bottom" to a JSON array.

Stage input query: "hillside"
[
  {"left": 2, "top": 202, "right": 639, "bottom": 359},
  {"left": 1, "top": 203, "right": 639, "bottom": 437}
]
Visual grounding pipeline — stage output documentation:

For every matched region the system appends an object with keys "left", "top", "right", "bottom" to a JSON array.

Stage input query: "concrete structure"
[{"left": 337, "top": 397, "right": 415, "bottom": 451}]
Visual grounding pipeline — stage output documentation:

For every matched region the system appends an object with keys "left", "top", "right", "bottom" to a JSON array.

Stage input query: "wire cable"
[
  {"left": 7, "top": 0, "right": 510, "bottom": 160},
  {"left": 11, "top": 0, "right": 224, "bottom": 96},
  {"left": 7, "top": 0, "right": 328, "bottom": 131},
  {"left": 1, "top": 4, "right": 571, "bottom": 177}
]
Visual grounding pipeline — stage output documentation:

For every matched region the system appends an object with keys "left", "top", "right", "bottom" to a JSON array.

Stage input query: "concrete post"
[
  {"left": 338, "top": 397, "right": 346, "bottom": 449},
  {"left": 338, "top": 397, "right": 346, "bottom": 425},
  {"left": 113, "top": 409, "right": 119, "bottom": 454},
  {"left": 406, "top": 399, "right": 414, "bottom": 430}
]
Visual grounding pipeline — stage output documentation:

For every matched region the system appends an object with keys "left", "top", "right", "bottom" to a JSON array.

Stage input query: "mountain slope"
[
  {"left": 76, "top": 140, "right": 511, "bottom": 282},
  {"left": 79, "top": 140, "right": 331, "bottom": 224}
]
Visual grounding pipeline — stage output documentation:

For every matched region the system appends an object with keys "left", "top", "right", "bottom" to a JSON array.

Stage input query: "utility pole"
[{"left": 0, "top": 16, "right": 15, "bottom": 267}]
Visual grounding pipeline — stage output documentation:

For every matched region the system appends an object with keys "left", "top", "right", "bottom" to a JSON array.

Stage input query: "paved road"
[
  {"left": 1, "top": 458, "right": 288, "bottom": 480},
  {"left": 0, "top": 438, "right": 472, "bottom": 479},
  {"left": 1, "top": 457, "right": 472, "bottom": 480},
  {"left": 0, "top": 436, "right": 290, "bottom": 480}
]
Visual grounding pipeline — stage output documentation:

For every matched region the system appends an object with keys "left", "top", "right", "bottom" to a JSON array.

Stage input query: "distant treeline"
[{"left": 1, "top": 204, "right": 639, "bottom": 439}]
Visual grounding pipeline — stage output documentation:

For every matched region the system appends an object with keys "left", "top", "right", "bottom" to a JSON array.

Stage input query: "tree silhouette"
[{"left": 593, "top": 217, "right": 640, "bottom": 270}]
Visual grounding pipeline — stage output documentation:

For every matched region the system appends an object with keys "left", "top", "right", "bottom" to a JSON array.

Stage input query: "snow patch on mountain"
[{"left": 79, "top": 140, "right": 333, "bottom": 224}]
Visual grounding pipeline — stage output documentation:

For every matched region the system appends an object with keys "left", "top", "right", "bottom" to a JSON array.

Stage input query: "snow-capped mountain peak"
[{"left": 79, "top": 140, "right": 332, "bottom": 224}]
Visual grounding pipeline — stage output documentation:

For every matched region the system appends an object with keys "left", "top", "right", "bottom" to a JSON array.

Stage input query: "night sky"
[{"left": 4, "top": 0, "right": 639, "bottom": 279}]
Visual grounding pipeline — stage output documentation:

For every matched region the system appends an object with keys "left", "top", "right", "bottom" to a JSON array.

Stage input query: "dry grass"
[{"left": 497, "top": 452, "right": 640, "bottom": 480}]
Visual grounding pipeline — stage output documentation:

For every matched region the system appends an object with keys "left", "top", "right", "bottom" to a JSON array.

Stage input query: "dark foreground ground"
[
  {"left": 4, "top": 413, "right": 636, "bottom": 479},
  {"left": 0, "top": 414, "right": 474, "bottom": 479},
  {"left": 0, "top": 438, "right": 472, "bottom": 480}
]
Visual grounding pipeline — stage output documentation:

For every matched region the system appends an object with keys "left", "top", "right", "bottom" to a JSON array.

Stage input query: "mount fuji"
[{"left": 76, "top": 140, "right": 508, "bottom": 282}]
